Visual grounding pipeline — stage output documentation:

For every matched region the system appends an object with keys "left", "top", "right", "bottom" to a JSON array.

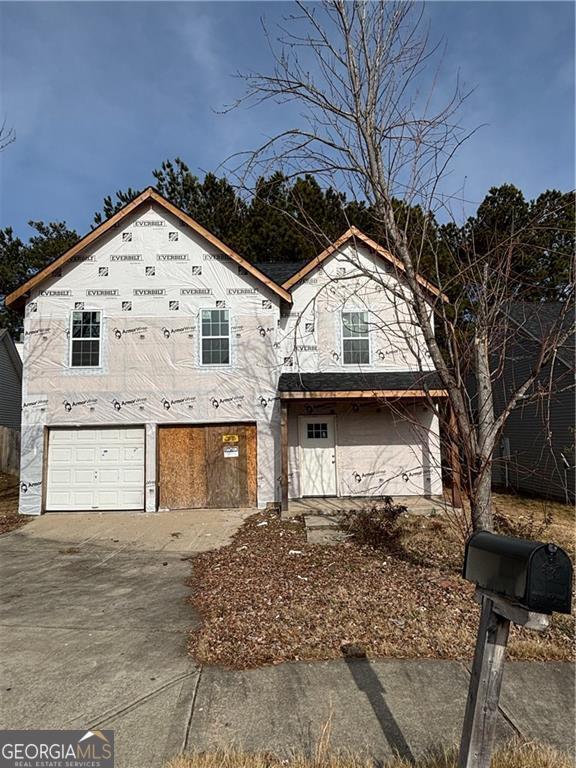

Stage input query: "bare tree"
[
  {"left": 0, "top": 118, "right": 15, "bottom": 151},
  {"left": 227, "top": 0, "right": 574, "bottom": 531}
]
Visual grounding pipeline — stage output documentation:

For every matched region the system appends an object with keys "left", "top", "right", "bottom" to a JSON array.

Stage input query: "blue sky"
[{"left": 0, "top": 1, "right": 574, "bottom": 240}]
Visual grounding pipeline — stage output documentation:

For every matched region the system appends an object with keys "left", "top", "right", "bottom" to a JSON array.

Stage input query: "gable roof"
[
  {"left": 281, "top": 226, "right": 448, "bottom": 301},
  {"left": 5, "top": 187, "right": 292, "bottom": 310}
]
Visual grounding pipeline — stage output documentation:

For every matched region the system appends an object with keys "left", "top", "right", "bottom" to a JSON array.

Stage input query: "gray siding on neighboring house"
[
  {"left": 0, "top": 331, "right": 23, "bottom": 430},
  {"left": 491, "top": 316, "right": 575, "bottom": 503}
]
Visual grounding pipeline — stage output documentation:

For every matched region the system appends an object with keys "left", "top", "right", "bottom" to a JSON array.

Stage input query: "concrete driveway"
[{"left": 0, "top": 509, "right": 252, "bottom": 768}]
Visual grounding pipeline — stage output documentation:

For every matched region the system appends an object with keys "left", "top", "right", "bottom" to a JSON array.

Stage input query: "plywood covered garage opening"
[
  {"left": 46, "top": 426, "right": 145, "bottom": 511},
  {"left": 158, "top": 424, "right": 257, "bottom": 510}
]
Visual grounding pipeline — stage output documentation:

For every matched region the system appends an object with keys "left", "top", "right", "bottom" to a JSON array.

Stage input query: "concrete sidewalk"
[{"left": 182, "top": 658, "right": 575, "bottom": 763}]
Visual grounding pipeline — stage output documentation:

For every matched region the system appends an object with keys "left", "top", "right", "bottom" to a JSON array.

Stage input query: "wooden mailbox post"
[{"left": 459, "top": 532, "right": 573, "bottom": 768}]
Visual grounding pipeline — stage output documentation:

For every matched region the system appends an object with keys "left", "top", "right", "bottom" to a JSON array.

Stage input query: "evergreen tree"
[{"left": 0, "top": 221, "right": 78, "bottom": 336}]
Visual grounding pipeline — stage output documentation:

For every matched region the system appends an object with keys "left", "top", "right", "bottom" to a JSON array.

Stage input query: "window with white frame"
[
  {"left": 342, "top": 311, "right": 370, "bottom": 365},
  {"left": 70, "top": 310, "right": 101, "bottom": 367},
  {"left": 201, "top": 308, "right": 230, "bottom": 365}
]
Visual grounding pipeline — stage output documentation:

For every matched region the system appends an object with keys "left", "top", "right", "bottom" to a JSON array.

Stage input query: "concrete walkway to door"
[{"left": 20, "top": 507, "right": 255, "bottom": 553}]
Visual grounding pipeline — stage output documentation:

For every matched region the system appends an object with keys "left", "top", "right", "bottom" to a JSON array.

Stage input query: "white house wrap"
[{"left": 10, "top": 189, "right": 445, "bottom": 515}]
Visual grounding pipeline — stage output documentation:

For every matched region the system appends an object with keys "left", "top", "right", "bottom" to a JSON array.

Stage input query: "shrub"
[
  {"left": 341, "top": 497, "right": 407, "bottom": 550},
  {"left": 494, "top": 503, "right": 553, "bottom": 541}
]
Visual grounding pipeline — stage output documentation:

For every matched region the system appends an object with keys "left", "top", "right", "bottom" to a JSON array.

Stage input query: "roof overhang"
[
  {"left": 5, "top": 187, "right": 292, "bottom": 310},
  {"left": 280, "top": 389, "right": 448, "bottom": 400}
]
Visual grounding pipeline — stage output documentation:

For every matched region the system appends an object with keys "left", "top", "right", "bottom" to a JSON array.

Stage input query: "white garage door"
[{"left": 46, "top": 427, "right": 145, "bottom": 511}]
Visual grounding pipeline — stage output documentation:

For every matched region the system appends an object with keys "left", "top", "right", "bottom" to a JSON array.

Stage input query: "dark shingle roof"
[
  {"left": 278, "top": 371, "right": 442, "bottom": 392},
  {"left": 254, "top": 261, "right": 308, "bottom": 285}
]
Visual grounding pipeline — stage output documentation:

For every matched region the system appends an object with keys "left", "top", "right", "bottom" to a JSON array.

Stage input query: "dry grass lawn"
[
  {"left": 187, "top": 493, "right": 574, "bottom": 668},
  {"left": 0, "top": 472, "right": 29, "bottom": 535},
  {"left": 166, "top": 738, "right": 572, "bottom": 768}
]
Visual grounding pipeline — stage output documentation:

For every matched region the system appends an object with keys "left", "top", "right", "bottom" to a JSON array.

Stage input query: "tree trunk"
[
  {"left": 473, "top": 324, "right": 496, "bottom": 531},
  {"left": 471, "top": 459, "right": 494, "bottom": 532}
]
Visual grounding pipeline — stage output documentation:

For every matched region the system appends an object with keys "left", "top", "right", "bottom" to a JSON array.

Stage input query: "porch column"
[
  {"left": 449, "top": 407, "right": 463, "bottom": 508},
  {"left": 280, "top": 398, "right": 289, "bottom": 513}
]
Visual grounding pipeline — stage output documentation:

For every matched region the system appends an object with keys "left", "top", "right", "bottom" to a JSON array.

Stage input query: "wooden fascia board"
[
  {"left": 5, "top": 188, "right": 157, "bottom": 310},
  {"left": 281, "top": 227, "right": 356, "bottom": 290},
  {"left": 282, "top": 225, "right": 448, "bottom": 303},
  {"left": 5, "top": 187, "right": 291, "bottom": 310},
  {"left": 147, "top": 190, "right": 291, "bottom": 302},
  {"left": 279, "top": 389, "right": 448, "bottom": 400}
]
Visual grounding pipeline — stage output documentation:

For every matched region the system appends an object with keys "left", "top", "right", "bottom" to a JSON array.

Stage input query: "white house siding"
[
  {"left": 288, "top": 401, "right": 442, "bottom": 499},
  {"left": 19, "top": 202, "right": 282, "bottom": 514}
]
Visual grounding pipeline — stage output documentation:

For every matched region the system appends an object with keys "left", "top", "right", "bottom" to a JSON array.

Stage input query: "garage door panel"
[
  {"left": 123, "top": 468, "right": 144, "bottom": 482},
  {"left": 122, "top": 490, "right": 146, "bottom": 506},
  {"left": 46, "top": 427, "right": 144, "bottom": 511},
  {"left": 100, "top": 447, "right": 121, "bottom": 462},
  {"left": 75, "top": 429, "right": 99, "bottom": 443},
  {"left": 98, "top": 468, "right": 121, "bottom": 483},
  {"left": 123, "top": 446, "right": 144, "bottom": 462},
  {"left": 73, "top": 468, "right": 96, "bottom": 484},
  {"left": 73, "top": 491, "right": 96, "bottom": 507},
  {"left": 48, "top": 468, "right": 71, "bottom": 484},
  {"left": 76, "top": 447, "right": 97, "bottom": 463},
  {"left": 49, "top": 447, "right": 73, "bottom": 463},
  {"left": 121, "top": 427, "right": 145, "bottom": 440}
]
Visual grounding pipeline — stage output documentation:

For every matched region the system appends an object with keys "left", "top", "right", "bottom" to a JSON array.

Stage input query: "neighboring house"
[
  {"left": 0, "top": 329, "right": 23, "bottom": 430},
  {"left": 492, "top": 303, "right": 575, "bottom": 503},
  {"left": 5, "top": 187, "right": 447, "bottom": 515},
  {"left": 0, "top": 329, "right": 23, "bottom": 476}
]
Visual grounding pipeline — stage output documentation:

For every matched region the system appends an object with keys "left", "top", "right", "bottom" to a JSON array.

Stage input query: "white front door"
[
  {"left": 299, "top": 416, "right": 336, "bottom": 496},
  {"left": 46, "top": 427, "right": 145, "bottom": 511}
]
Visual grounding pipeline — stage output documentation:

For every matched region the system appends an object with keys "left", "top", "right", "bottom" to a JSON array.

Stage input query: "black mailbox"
[{"left": 463, "top": 531, "right": 572, "bottom": 614}]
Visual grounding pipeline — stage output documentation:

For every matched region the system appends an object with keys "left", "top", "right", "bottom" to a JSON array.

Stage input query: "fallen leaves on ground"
[
  {"left": 187, "top": 506, "right": 574, "bottom": 669},
  {"left": 0, "top": 472, "right": 29, "bottom": 535}
]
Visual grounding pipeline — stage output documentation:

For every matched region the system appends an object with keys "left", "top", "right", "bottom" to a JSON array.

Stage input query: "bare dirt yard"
[
  {"left": 0, "top": 472, "right": 29, "bottom": 535},
  {"left": 187, "top": 494, "right": 574, "bottom": 669}
]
